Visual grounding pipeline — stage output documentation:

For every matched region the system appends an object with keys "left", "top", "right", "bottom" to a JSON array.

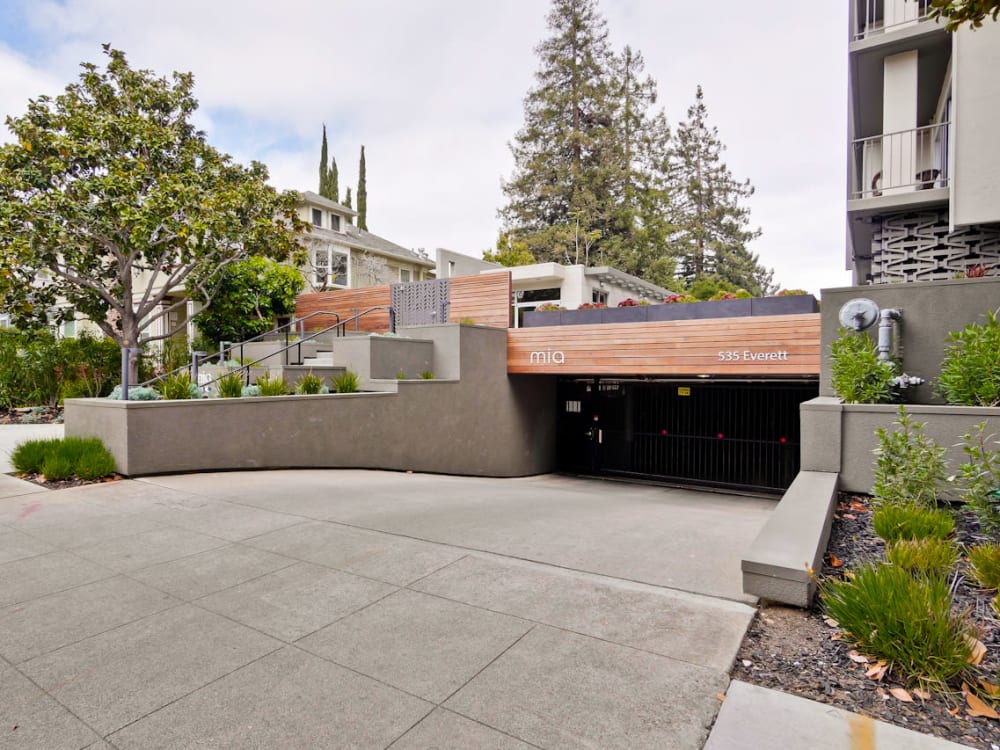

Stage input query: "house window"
[
  {"left": 311, "top": 208, "right": 323, "bottom": 227},
  {"left": 312, "top": 247, "right": 348, "bottom": 287},
  {"left": 400, "top": 269, "right": 411, "bottom": 283},
  {"left": 592, "top": 289, "right": 608, "bottom": 305},
  {"left": 330, "top": 214, "right": 341, "bottom": 231},
  {"left": 0, "top": 313, "right": 10, "bottom": 328}
]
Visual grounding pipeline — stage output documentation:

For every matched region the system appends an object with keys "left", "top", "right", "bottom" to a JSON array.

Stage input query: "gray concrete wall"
[
  {"left": 819, "top": 277, "right": 1000, "bottom": 403},
  {"left": 332, "top": 335, "right": 434, "bottom": 384},
  {"left": 66, "top": 324, "right": 557, "bottom": 478},
  {"left": 801, "top": 396, "right": 1000, "bottom": 494}
]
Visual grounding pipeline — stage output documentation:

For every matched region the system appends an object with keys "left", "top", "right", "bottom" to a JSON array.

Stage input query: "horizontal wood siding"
[
  {"left": 507, "top": 314, "right": 821, "bottom": 376},
  {"left": 449, "top": 273, "right": 511, "bottom": 328},
  {"left": 295, "top": 286, "right": 392, "bottom": 333}
]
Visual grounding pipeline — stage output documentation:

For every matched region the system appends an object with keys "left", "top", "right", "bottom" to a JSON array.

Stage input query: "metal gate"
[{"left": 557, "top": 379, "right": 818, "bottom": 493}]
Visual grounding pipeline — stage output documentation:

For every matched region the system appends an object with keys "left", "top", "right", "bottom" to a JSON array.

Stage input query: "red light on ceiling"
[
  {"left": 717, "top": 433, "right": 724, "bottom": 439},
  {"left": 661, "top": 429, "right": 668, "bottom": 436},
  {"left": 780, "top": 437, "right": 787, "bottom": 444}
]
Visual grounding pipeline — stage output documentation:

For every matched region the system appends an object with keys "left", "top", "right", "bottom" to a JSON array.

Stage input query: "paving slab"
[
  {"left": 0, "top": 660, "right": 100, "bottom": 750},
  {"left": 0, "top": 576, "right": 177, "bottom": 663},
  {"left": 390, "top": 708, "right": 536, "bottom": 750},
  {"left": 130, "top": 543, "right": 296, "bottom": 600},
  {"left": 413, "top": 553, "right": 755, "bottom": 671},
  {"left": 299, "top": 588, "right": 532, "bottom": 703},
  {"left": 0, "top": 550, "right": 113, "bottom": 608},
  {"left": 704, "top": 680, "right": 973, "bottom": 750},
  {"left": 0, "top": 472, "right": 47, "bottom": 499},
  {"left": 246, "top": 519, "right": 466, "bottom": 586},
  {"left": 19, "top": 603, "right": 281, "bottom": 736},
  {"left": 0, "top": 502, "right": 161, "bottom": 548},
  {"left": 140, "top": 498, "right": 304, "bottom": 541},
  {"left": 107, "top": 645, "right": 432, "bottom": 750},
  {"left": 0, "top": 525, "right": 55, "bottom": 564},
  {"left": 69, "top": 525, "right": 227, "bottom": 572},
  {"left": 445, "top": 624, "right": 729, "bottom": 749},
  {"left": 197, "top": 561, "right": 397, "bottom": 641}
]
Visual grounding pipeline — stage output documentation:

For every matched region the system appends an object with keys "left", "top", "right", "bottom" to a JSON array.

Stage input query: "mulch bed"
[
  {"left": 12, "top": 472, "right": 122, "bottom": 490},
  {"left": 732, "top": 493, "right": 1000, "bottom": 750},
  {"left": 0, "top": 406, "right": 64, "bottom": 425}
]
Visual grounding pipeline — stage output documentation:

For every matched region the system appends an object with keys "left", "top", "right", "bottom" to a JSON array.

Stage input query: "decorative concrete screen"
[
  {"left": 391, "top": 279, "right": 450, "bottom": 326},
  {"left": 507, "top": 314, "right": 821, "bottom": 376}
]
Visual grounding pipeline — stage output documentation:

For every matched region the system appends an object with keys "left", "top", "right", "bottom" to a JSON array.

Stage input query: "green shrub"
[
  {"left": 295, "top": 372, "right": 324, "bottom": 395},
  {"left": 936, "top": 309, "right": 1000, "bottom": 407},
  {"left": 872, "top": 504, "right": 954, "bottom": 543},
  {"left": 419, "top": 370, "right": 436, "bottom": 380},
  {"left": 160, "top": 335, "right": 190, "bottom": 374},
  {"left": 459, "top": 317, "right": 477, "bottom": 324},
  {"left": 953, "top": 422, "right": 1000, "bottom": 538},
  {"left": 41, "top": 454, "right": 74, "bottom": 481},
  {"left": 829, "top": 328, "right": 896, "bottom": 404},
  {"left": 73, "top": 441, "right": 117, "bottom": 480},
  {"left": 396, "top": 370, "right": 406, "bottom": 380},
  {"left": 255, "top": 373, "right": 288, "bottom": 396},
  {"left": 160, "top": 372, "right": 195, "bottom": 400},
  {"left": 872, "top": 407, "right": 946, "bottom": 509},
  {"left": 10, "top": 439, "right": 54, "bottom": 474},
  {"left": 967, "top": 544, "right": 1000, "bottom": 590},
  {"left": 332, "top": 370, "right": 360, "bottom": 394},
  {"left": 217, "top": 371, "right": 244, "bottom": 398},
  {"left": 822, "top": 563, "right": 975, "bottom": 689},
  {"left": 886, "top": 537, "right": 958, "bottom": 574}
]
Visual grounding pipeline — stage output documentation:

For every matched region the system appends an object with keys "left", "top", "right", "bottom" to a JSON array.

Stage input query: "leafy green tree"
[
  {"left": 0, "top": 46, "right": 304, "bottom": 382},
  {"left": 193, "top": 257, "right": 304, "bottom": 344},
  {"left": 483, "top": 233, "right": 537, "bottom": 267},
  {"left": 667, "top": 86, "right": 772, "bottom": 295},
  {"left": 929, "top": 0, "right": 1000, "bottom": 29},
  {"left": 357, "top": 145, "right": 368, "bottom": 231}
]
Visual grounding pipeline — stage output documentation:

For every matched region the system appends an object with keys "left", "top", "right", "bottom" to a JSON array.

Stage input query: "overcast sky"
[{"left": 0, "top": 0, "right": 851, "bottom": 294}]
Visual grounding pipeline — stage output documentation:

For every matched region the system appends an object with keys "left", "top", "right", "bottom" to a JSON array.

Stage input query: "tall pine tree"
[
  {"left": 667, "top": 86, "right": 771, "bottom": 295},
  {"left": 357, "top": 145, "right": 367, "bottom": 231}
]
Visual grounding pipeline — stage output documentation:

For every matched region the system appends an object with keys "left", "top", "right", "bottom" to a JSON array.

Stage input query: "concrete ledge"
[
  {"left": 706, "top": 680, "right": 971, "bottom": 750},
  {"left": 742, "top": 470, "right": 839, "bottom": 607}
]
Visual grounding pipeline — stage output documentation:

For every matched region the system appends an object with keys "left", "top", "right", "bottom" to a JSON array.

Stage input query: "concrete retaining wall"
[
  {"left": 801, "top": 396, "right": 1000, "bottom": 494},
  {"left": 65, "top": 324, "right": 557, "bottom": 478},
  {"left": 820, "top": 278, "right": 1000, "bottom": 404}
]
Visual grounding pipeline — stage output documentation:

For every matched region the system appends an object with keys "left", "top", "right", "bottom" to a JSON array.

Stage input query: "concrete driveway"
[{"left": 0, "top": 466, "right": 772, "bottom": 749}]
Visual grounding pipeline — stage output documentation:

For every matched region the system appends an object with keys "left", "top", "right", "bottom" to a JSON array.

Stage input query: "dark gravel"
[
  {"left": 0, "top": 406, "right": 64, "bottom": 424},
  {"left": 732, "top": 494, "right": 1000, "bottom": 750}
]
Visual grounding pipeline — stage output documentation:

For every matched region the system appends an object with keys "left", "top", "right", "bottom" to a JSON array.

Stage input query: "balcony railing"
[
  {"left": 853, "top": 0, "right": 932, "bottom": 40},
  {"left": 851, "top": 122, "right": 950, "bottom": 200}
]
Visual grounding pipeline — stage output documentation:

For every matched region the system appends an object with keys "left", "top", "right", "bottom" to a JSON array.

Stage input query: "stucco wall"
[
  {"left": 819, "top": 277, "right": 1000, "bottom": 403},
  {"left": 65, "top": 324, "right": 557, "bottom": 478}
]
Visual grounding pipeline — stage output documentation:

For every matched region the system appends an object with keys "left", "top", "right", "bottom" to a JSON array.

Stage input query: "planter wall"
[
  {"left": 801, "top": 396, "right": 1000, "bottom": 494},
  {"left": 65, "top": 325, "right": 557, "bottom": 478},
  {"left": 332, "top": 335, "right": 434, "bottom": 386},
  {"left": 819, "top": 277, "right": 1000, "bottom": 404},
  {"left": 522, "top": 294, "right": 817, "bottom": 328}
]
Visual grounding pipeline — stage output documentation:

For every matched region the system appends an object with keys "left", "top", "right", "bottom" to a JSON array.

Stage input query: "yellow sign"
[{"left": 677, "top": 387, "right": 691, "bottom": 396}]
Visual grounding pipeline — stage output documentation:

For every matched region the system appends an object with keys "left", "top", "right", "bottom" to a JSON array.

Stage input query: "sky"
[{"left": 0, "top": 0, "right": 852, "bottom": 295}]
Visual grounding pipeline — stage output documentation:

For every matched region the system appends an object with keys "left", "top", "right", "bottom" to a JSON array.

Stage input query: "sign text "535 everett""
[{"left": 717, "top": 350, "right": 789, "bottom": 362}]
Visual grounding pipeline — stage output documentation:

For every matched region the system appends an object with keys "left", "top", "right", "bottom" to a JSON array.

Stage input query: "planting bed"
[
  {"left": 0, "top": 406, "right": 64, "bottom": 424},
  {"left": 733, "top": 493, "right": 1000, "bottom": 749}
]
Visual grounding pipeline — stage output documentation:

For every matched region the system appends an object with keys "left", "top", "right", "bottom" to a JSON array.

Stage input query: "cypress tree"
[
  {"left": 343, "top": 186, "right": 353, "bottom": 223},
  {"left": 319, "top": 125, "right": 330, "bottom": 197},
  {"left": 329, "top": 157, "right": 339, "bottom": 203},
  {"left": 667, "top": 86, "right": 770, "bottom": 295},
  {"left": 357, "top": 145, "right": 367, "bottom": 231}
]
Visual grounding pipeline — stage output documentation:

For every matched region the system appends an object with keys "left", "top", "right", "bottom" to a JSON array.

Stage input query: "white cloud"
[{"left": 0, "top": 0, "right": 853, "bottom": 293}]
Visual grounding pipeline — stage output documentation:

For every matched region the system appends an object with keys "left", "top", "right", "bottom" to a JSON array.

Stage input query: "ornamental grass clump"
[
  {"left": 872, "top": 504, "right": 954, "bottom": 544},
  {"left": 953, "top": 422, "right": 1000, "bottom": 539},
  {"left": 160, "top": 372, "right": 195, "bottom": 400},
  {"left": 217, "top": 371, "right": 244, "bottom": 398},
  {"left": 821, "top": 563, "right": 975, "bottom": 689},
  {"left": 255, "top": 373, "right": 288, "bottom": 396},
  {"left": 829, "top": 328, "right": 896, "bottom": 404},
  {"left": 967, "top": 544, "right": 1000, "bottom": 590},
  {"left": 295, "top": 372, "right": 324, "bottom": 395},
  {"left": 886, "top": 537, "right": 958, "bottom": 575},
  {"left": 11, "top": 437, "right": 116, "bottom": 481},
  {"left": 332, "top": 370, "right": 360, "bottom": 394},
  {"left": 872, "top": 407, "right": 946, "bottom": 509}
]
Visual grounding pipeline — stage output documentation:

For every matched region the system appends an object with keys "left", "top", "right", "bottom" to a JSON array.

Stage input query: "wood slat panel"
[
  {"left": 295, "top": 285, "right": 392, "bottom": 333},
  {"left": 507, "top": 314, "right": 821, "bottom": 376},
  {"left": 449, "top": 273, "right": 511, "bottom": 328}
]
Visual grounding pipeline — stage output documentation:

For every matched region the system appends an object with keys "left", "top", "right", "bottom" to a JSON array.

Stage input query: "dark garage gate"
[{"left": 557, "top": 378, "right": 819, "bottom": 494}]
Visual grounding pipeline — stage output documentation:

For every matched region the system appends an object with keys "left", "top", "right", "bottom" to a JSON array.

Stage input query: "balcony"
[
  {"left": 853, "top": 0, "right": 933, "bottom": 40},
  {"left": 851, "top": 122, "right": 950, "bottom": 200}
]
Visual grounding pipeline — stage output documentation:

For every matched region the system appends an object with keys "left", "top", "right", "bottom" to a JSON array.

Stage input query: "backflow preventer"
[{"left": 837, "top": 298, "right": 925, "bottom": 390}]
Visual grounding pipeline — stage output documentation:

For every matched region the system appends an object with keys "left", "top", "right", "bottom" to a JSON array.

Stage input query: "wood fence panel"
[
  {"left": 295, "top": 286, "right": 392, "bottom": 333},
  {"left": 507, "top": 314, "right": 821, "bottom": 376},
  {"left": 449, "top": 272, "right": 511, "bottom": 328}
]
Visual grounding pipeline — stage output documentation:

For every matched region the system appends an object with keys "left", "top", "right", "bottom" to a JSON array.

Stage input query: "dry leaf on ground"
[
  {"left": 848, "top": 650, "right": 869, "bottom": 664},
  {"left": 889, "top": 687, "right": 913, "bottom": 702},
  {"left": 963, "top": 683, "right": 1000, "bottom": 720},
  {"left": 967, "top": 637, "right": 987, "bottom": 666},
  {"left": 980, "top": 680, "right": 1000, "bottom": 699},
  {"left": 828, "top": 553, "right": 844, "bottom": 568},
  {"left": 912, "top": 687, "right": 931, "bottom": 700},
  {"left": 865, "top": 661, "right": 888, "bottom": 680}
]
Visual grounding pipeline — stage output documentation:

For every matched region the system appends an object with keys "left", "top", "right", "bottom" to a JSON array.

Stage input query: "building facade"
[{"left": 847, "top": 0, "right": 1000, "bottom": 284}]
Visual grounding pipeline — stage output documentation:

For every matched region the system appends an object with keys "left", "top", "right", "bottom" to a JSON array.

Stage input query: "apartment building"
[{"left": 847, "top": 0, "right": 1000, "bottom": 283}]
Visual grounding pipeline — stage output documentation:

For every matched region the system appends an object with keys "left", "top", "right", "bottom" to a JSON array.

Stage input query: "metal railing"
[
  {"left": 853, "top": 0, "right": 933, "bottom": 40},
  {"left": 851, "top": 122, "right": 950, "bottom": 199}
]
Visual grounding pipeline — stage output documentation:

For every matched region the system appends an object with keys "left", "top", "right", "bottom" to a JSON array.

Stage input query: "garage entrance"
[{"left": 556, "top": 379, "right": 818, "bottom": 494}]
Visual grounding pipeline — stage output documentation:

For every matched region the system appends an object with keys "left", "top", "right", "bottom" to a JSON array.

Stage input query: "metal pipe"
[{"left": 877, "top": 308, "right": 901, "bottom": 362}]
